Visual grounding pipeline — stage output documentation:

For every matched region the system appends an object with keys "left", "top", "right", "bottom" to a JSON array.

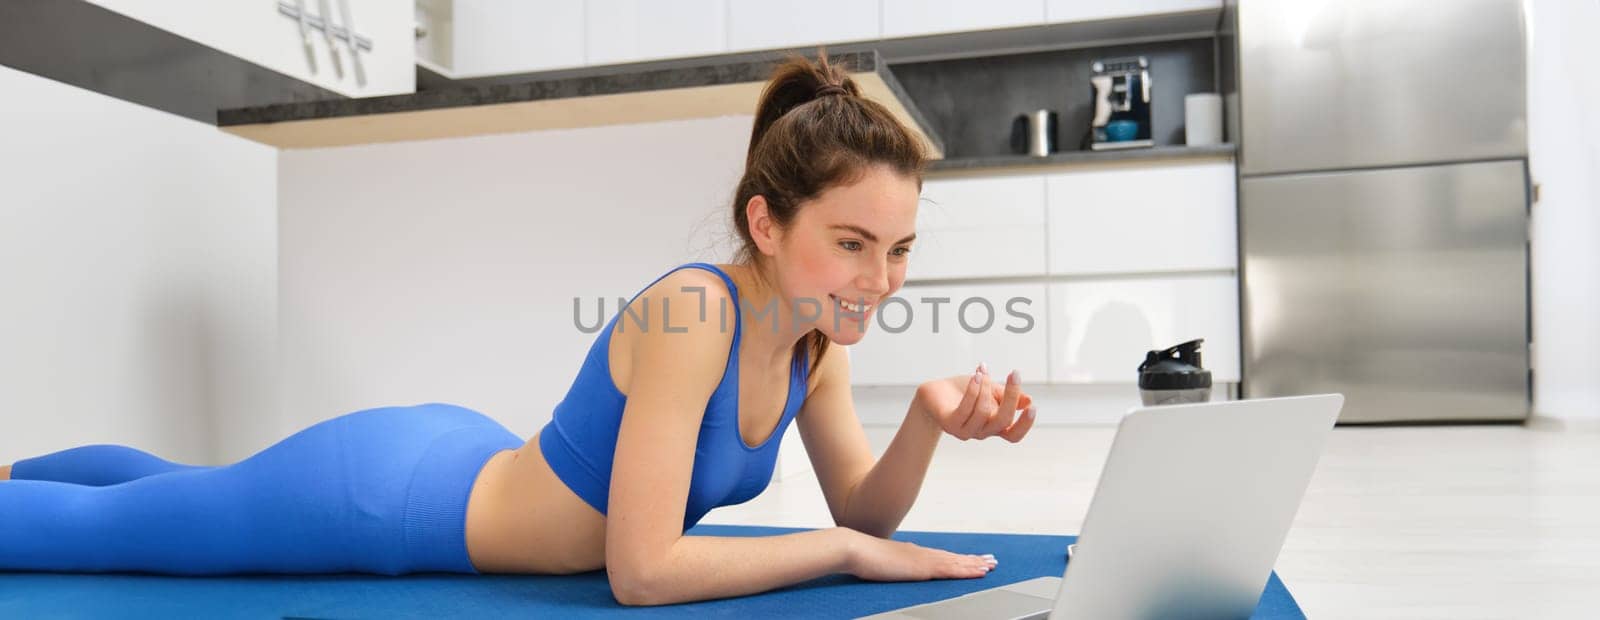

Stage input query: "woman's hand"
[
  {"left": 914, "top": 363, "right": 1037, "bottom": 442},
  {"left": 845, "top": 531, "right": 997, "bottom": 581}
]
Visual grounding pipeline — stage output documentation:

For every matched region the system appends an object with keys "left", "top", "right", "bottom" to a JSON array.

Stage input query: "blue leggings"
[{"left": 0, "top": 403, "right": 522, "bottom": 576}]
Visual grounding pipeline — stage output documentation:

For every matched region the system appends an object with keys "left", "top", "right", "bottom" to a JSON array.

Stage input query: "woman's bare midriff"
[{"left": 463, "top": 433, "right": 608, "bottom": 574}]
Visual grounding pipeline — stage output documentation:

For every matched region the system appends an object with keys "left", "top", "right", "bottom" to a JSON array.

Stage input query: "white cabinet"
[
  {"left": 432, "top": 0, "right": 1226, "bottom": 79},
  {"left": 86, "top": 0, "right": 414, "bottom": 97},
  {"left": 1046, "top": 159, "right": 1236, "bottom": 276},
  {"left": 851, "top": 157, "right": 1242, "bottom": 389},
  {"left": 727, "top": 0, "right": 880, "bottom": 52},
  {"left": 452, "top": 0, "right": 584, "bottom": 77},
  {"left": 909, "top": 175, "right": 1048, "bottom": 280},
  {"left": 1045, "top": 0, "right": 1221, "bottom": 23},
  {"left": 585, "top": 0, "right": 728, "bottom": 66},
  {"left": 881, "top": 0, "right": 1045, "bottom": 39},
  {"left": 848, "top": 282, "right": 1049, "bottom": 385},
  {"left": 1046, "top": 275, "right": 1239, "bottom": 384}
]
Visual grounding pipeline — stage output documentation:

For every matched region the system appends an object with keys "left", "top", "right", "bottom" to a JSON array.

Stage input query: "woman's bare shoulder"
[
  {"left": 608, "top": 267, "right": 738, "bottom": 395},
  {"left": 619, "top": 267, "right": 737, "bottom": 335}
]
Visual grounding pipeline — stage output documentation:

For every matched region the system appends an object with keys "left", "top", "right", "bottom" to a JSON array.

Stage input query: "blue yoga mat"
[{"left": 0, "top": 524, "right": 1304, "bottom": 618}]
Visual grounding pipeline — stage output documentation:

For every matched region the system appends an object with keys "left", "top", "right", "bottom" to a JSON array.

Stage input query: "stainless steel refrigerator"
[{"left": 1236, "top": 0, "right": 1531, "bottom": 422}]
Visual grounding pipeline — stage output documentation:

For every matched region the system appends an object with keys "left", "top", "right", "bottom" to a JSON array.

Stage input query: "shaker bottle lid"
[{"left": 1138, "top": 339, "right": 1212, "bottom": 390}]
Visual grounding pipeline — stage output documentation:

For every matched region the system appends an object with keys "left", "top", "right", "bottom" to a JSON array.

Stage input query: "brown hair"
[{"left": 731, "top": 48, "right": 929, "bottom": 376}]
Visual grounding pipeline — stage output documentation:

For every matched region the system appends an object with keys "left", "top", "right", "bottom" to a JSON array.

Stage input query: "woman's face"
[{"left": 773, "top": 164, "right": 920, "bottom": 346}]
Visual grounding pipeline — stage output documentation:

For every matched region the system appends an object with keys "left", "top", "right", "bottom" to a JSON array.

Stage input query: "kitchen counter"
[
  {"left": 214, "top": 7, "right": 1229, "bottom": 157},
  {"left": 928, "top": 144, "right": 1236, "bottom": 175},
  {"left": 217, "top": 50, "right": 943, "bottom": 155}
]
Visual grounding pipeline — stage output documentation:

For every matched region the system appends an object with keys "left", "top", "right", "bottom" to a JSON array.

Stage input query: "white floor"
[{"left": 705, "top": 423, "right": 1600, "bottom": 620}]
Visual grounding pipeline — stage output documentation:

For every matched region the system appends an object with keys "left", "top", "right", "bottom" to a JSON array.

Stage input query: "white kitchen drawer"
[
  {"left": 882, "top": 0, "right": 1045, "bottom": 39},
  {"left": 1045, "top": 0, "right": 1220, "bottom": 23},
  {"left": 1046, "top": 159, "right": 1236, "bottom": 275},
  {"left": 1046, "top": 275, "right": 1239, "bottom": 384},
  {"left": 452, "top": 0, "right": 584, "bottom": 77},
  {"left": 848, "top": 282, "right": 1048, "bottom": 386},
  {"left": 727, "top": 0, "right": 880, "bottom": 52},
  {"left": 585, "top": 0, "right": 727, "bottom": 66},
  {"left": 909, "top": 175, "right": 1048, "bottom": 280}
]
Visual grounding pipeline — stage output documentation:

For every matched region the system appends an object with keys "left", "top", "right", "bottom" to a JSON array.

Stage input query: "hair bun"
[{"left": 814, "top": 84, "right": 848, "bottom": 99}]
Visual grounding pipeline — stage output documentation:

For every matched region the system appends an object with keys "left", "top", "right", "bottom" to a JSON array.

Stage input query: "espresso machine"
[{"left": 1087, "top": 56, "right": 1154, "bottom": 150}]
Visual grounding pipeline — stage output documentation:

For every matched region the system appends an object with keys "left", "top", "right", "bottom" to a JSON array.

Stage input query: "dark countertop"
[
  {"left": 930, "top": 144, "right": 1237, "bottom": 173},
  {"left": 217, "top": 49, "right": 944, "bottom": 155},
  {"left": 218, "top": 50, "right": 890, "bottom": 125},
  {"left": 215, "top": 9, "right": 1225, "bottom": 157}
]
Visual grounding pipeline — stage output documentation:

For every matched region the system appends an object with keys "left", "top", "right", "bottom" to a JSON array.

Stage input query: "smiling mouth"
[{"left": 830, "top": 294, "right": 873, "bottom": 314}]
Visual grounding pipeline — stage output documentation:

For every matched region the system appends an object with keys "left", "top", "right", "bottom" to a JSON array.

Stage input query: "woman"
[{"left": 0, "top": 51, "right": 1037, "bottom": 606}]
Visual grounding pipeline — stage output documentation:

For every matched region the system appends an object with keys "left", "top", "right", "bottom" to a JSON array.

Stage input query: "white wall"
[
  {"left": 269, "top": 115, "right": 1201, "bottom": 466},
  {"left": 1528, "top": 0, "right": 1600, "bottom": 422},
  {"left": 275, "top": 116, "right": 752, "bottom": 441},
  {"left": 86, "top": 0, "right": 414, "bottom": 97},
  {"left": 0, "top": 66, "right": 279, "bottom": 466}
]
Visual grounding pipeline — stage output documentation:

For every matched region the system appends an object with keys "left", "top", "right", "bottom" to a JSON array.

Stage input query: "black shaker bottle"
[{"left": 1138, "top": 339, "right": 1212, "bottom": 405}]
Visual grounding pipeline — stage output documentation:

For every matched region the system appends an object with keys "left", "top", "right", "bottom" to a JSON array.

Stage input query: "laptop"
[{"left": 858, "top": 394, "right": 1344, "bottom": 620}]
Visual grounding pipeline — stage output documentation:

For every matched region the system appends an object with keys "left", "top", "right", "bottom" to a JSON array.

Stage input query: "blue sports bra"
[{"left": 537, "top": 262, "right": 810, "bottom": 531}]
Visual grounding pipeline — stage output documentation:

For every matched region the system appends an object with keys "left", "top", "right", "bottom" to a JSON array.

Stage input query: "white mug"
[{"left": 1184, "top": 93, "right": 1223, "bottom": 146}]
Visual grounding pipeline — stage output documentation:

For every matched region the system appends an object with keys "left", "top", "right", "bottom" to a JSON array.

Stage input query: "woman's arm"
[
  {"left": 603, "top": 273, "right": 750, "bottom": 604},
  {"left": 800, "top": 353, "right": 1035, "bottom": 539},
  {"left": 616, "top": 526, "right": 857, "bottom": 605},
  {"left": 834, "top": 400, "right": 945, "bottom": 538},
  {"left": 632, "top": 519, "right": 1002, "bottom": 605},
  {"left": 794, "top": 347, "right": 943, "bottom": 538},
  {"left": 602, "top": 274, "right": 989, "bottom": 606}
]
